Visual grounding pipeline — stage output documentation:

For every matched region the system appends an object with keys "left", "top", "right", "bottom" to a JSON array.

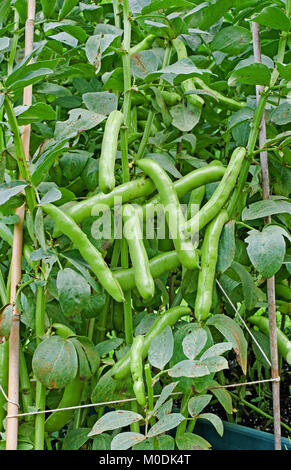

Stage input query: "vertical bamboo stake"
[
  {"left": 6, "top": 0, "right": 36, "bottom": 451},
  {"left": 251, "top": 21, "right": 281, "bottom": 451}
]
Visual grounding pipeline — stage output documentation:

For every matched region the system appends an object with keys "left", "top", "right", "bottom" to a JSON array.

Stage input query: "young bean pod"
[
  {"left": 130, "top": 335, "right": 146, "bottom": 407},
  {"left": 41, "top": 203, "right": 125, "bottom": 303},
  {"left": 185, "top": 147, "right": 246, "bottom": 236},
  {"left": 248, "top": 315, "right": 291, "bottom": 366},
  {"left": 112, "top": 305, "right": 191, "bottom": 380},
  {"left": 99, "top": 110, "right": 124, "bottom": 194},
  {"left": 53, "top": 165, "right": 225, "bottom": 237},
  {"left": 122, "top": 204, "right": 155, "bottom": 300},
  {"left": 195, "top": 209, "right": 229, "bottom": 321},
  {"left": 137, "top": 158, "right": 199, "bottom": 270}
]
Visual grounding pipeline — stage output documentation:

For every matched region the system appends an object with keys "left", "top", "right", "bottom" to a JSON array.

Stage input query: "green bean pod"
[
  {"left": 99, "top": 110, "right": 124, "bottom": 194},
  {"left": 275, "top": 283, "right": 291, "bottom": 302},
  {"left": 185, "top": 147, "right": 246, "bottom": 236},
  {"left": 41, "top": 203, "right": 125, "bottom": 303},
  {"left": 45, "top": 374, "right": 84, "bottom": 433},
  {"left": 137, "top": 158, "right": 199, "bottom": 270},
  {"left": 129, "top": 34, "right": 156, "bottom": 56},
  {"left": 195, "top": 209, "right": 229, "bottom": 321},
  {"left": 142, "top": 165, "right": 225, "bottom": 221},
  {"left": 114, "top": 250, "right": 181, "bottom": 291},
  {"left": 53, "top": 165, "right": 225, "bottom": 238},
  {"left": 130, "top": 335, "right": 146, "bottom": 407},
  {"left": 248, "top": 315, "right": 291, "bottom": 366},
  {"left": 122, "top": 204, "right": 155, "bottom": 300},
  {"left": 112, "top": 305, "right": 191, "bottom": 380}
]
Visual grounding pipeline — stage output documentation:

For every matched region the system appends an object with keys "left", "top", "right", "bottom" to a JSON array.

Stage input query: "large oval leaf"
[
  {"left": 206, "top": 314, "right": 247, "bottom": 374},
  {"left": 88, "top": 411, "right": 143, "bottom": 437},
  {"left": 32, "top": 336, "right": 78, "bottom": 389}
]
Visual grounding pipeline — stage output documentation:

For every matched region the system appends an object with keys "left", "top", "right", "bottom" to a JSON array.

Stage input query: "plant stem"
[
  {"left": 135, "top": 110, "right": 155, "bottom": 160},
  {"left": 0, "top": 340, "right": 9, "bottom": 432},
  {"left": 175, "top": 391, "right": 191, "bottom": 438},
  {"left": 230, "top": 392, "right": 291, "bottom": 433},
  {"left": 34, "top": 284, "right": 46, "bottom": 450},
  {"left": 7, "top": 8, "right": 20, "bottom": 75},
  {"left": 19, "top": 346, "right": 33, "bottom": 416}
]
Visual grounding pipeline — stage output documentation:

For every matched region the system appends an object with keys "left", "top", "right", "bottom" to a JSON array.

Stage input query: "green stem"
[
  {"left": 230, "top": 392, "right": 291, "bottom": 433},
  {"left": 0, "top": 266, "right": 7, "bottom": 306},
  {"left": 135, "top": 110, "right": 155, "bottom": 161},
  {"left": 144, "top": 363, "right": 155, "bottom": 426},
  {"left": 176, "top": 391, "right": 191, "bottom": 438},
  {"left": 4, "top": 98, "right": 36, "bottom": 214},
  {"left": 113, "top": 0, "right": 121, "bottom": 28},
  {"left": 34, "top": 285, "right": 46, "bottom": 450},
  {"left": 7, "top": 8, "right": 20, "bottom": 75},
  {"left": 19, "top": 346, "right": 33, "bottom": 416},
  {"left": 0, "top": 340, "right": 9, "bottom": 432},
  {"left": 96, "top": 295, "right": 110, "bottom": 344}
]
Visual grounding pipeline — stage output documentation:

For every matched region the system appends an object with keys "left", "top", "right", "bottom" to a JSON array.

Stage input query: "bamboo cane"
[
  {"left": 251, "top": 21, "right": 281, "bottom": 451},
  {"left": 5, "top": 0, "right": 36, "bottom": 451}
]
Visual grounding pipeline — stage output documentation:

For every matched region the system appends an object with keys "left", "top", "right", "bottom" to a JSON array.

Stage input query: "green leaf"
[
  {"left": 31, "top": 140, "right": 69, "bottom": 187},
  {"left": 242, "top": 199, "right": 291, "bottom": 220},
  {"left": 231, "top": 261, "right": 257, "bottom": 311},
  {"left": 0, "top": 304, "right": 13, "bottom": 337},
  {"left": 228, "top": 63, "right": 271, "bottom": 87},
  {"left": 151, "top": 382, "right": 178, "bottom": 418},
  {"left": 83, "top": 91, "right": 117, "bottom": 115},
  {"left": 91, "top": 370, "right": 134, "bottom": 410},
  {"left": 131, "top": 50, "right": 159, "bottom": 79},
  {"left": 184, "top": 0, "right": 234, "bottom": 30},
  {"left": 96, "top": 338, "right": 124, "bottom": 357},
  {"left": 176, "top": 432, "right": 212, "bottom": 450},
  {"left": 253, "top": 6, "right": 290, "bottom": 32},
  {"left": 111, "top": 432, "right": 146, "bottom": 450},
  {"left": 182, "top": 328, "right": 208, "bottom": 360},
  {"left": 0, "top": 37, "right": 10, "bottom": 52},
  {"left": 206, "top": 314, "right": 247, "bottom": 374},
  {"left": 7, "top": 68, "right": 55, "bottom": 91},
  {"left": 168, "top": 359, "right": 210, "bottom": 378},
  {"left": 59, "top": 150, "right": 91, "bottom": 180},
  {"left": 57, "top": 268, "right": 91, "bottom": 319},
  {"left": 48, "top": 32, "right": 78, "bottom": 48},
  {"left": 276, "top": 63, "right": 291, "bottom": 81},
  {"left": 145, "top": 58, "right": 207, "bottom": 85},
  {"left": 142, "top": 0, "right": 193, "bottom": 14},
  {"left": 54, "top": 108, "right": 105, "bottom": 140},
  {"left": 198, "top": 413, "right": 224, "bottom": 437},
  {"left": 32, "top": 336, "right": 78, "bottom": 389},
  {"left": 92, "top": 434, "right": 112, "bottom": 450},
  {"left": 188, "top": 394, "right": 212, "bottom": 417},
  {"left": 200, "top": 342, "right": 233, "bottom": 360},
  {"left": 88, "top": 411, "right": 143, "bottom": 436},
  {"left": 147, "top": 413, "right": 185, "bottom": 438},
  {"left": 0, "top": 181, "right": 27, "bottom": 206},
  {"left": 39, "top": 187, "right": 62, "bottom": 206},
  {"left": 148, "top": 325, "right": 174, "bottom": 370},
  {"left": 202, "top": 355, "right": 229, "bottom": 373},
  {"left": 145, "top": 153, "right": 182, "bottom": 178},
  {"left": 210, "top": 380, "right": 233, "bottom": 414},
  {"left": 270, "top": 103, "right": 291, "bottom": 125},
  {"left": 14, "top": 103, "right": 56, "bottom": 125},
  {"left": 170, "top": 103, "right": 201, "bottom": 132},
  {"left": 62, "top": 428, "right": 90, "bottom": 450},
  {"left": 245, "top": 226, "right": 287, "bottom": 278},
  {"left": 217, "top": 220, "right": 236, "bottom": 273},
  {"left": 211, "top": 26, "right": 251, "bottom": 55}
]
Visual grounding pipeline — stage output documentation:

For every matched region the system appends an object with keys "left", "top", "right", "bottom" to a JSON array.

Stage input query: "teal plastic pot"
[{"left": 195, "top": 419, "right": 291, "bottom": 450}]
